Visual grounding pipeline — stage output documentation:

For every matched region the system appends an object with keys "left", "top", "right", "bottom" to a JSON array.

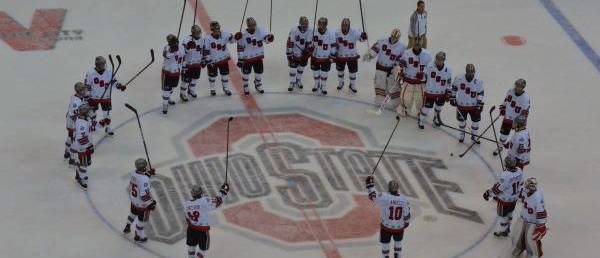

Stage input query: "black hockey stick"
[
  {"left": 124, "top": 103, "right": 153, "bottom": 171},
  {"left": 371, "top": 116, "right": 400, "bottom": 175},
  {"left": 224, "top": 117, "right": 234, "bottom": 183},
  {"left": 123, "top": 49, "right": 155, "bottom": 87},
  {"left": 177, "top": 0, "right": 187, "bottom": 38},
  {"left": 99, "top": 54, "right": 122, "bottom": 100},
  {"left": 489, "top": 106, "right": 505, "bottom": 170},
  {"left": 239, "top": 0, "right": 249, "bottom": 32},
  {"left": 459, "top": 106, "right": 500, "bottom": 158},
  {"left": 358, "top": 0, "right": 369, "bottom": 46},
  {"left": 311, "top": 0, "right": 319, "bottom": 40},
  {"left": 439, "top": 121, "right": 497, "bottom": 143},
  {"left": 193, "top": 0, "right": 198, "bottom": 25}
]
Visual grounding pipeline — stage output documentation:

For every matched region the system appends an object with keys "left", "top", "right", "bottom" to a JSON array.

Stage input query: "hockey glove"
[
  {"left": 450, "top": 98, "right": 457, "bottom": 107},
  {"left": 237, "top": 59, "right": 244, "bottom": 68},
  {"left": 483, "top": 190, "right": 490, "bottom": 201},
  {"left": 116, "top": 82, "right": 126, "bottom": 91},
  {"left": 365, "top": 175, "right": 375, "bottom": 188},
  {"left": 147, "top": 168, "right": 156, "bottom": 176},
  {"left": 266, "top": 34, "right": 274, "bottom": 43},
  {"left": 234, "top": 32, "right": 243, "bottom": 40},
  {"left": 220, "top": 183, "right": 230, "bottom": 195},
  {"left": 148, "top": 200, "right": 157, "bottom": 210},
  {"left": 499, "top": 105, "right": 506, "bottom": 116},
  {"left": 360, "top": 32, "right": 368, "bottom": 41}
]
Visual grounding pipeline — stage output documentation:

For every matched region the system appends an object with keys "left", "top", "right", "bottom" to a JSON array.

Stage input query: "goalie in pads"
[
  {"left": 366, "top": 176, "right": 411, "bottom": 258},
  {"left": 184, "top": 183, "right": 230, "bottom": 258},
  {"left": 397, "top": 37, "right": 432, "bottom": 117},
  {"left": 362, "top": 29, "right": 406, "bottom": 108},
  {"left": 512, "top": 178, "right": 548, "bottom": 258}
]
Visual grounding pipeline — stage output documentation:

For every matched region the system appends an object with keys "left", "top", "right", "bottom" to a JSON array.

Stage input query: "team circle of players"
[{"left": 63, "top": 3, "right": 547, "bottom": 258}]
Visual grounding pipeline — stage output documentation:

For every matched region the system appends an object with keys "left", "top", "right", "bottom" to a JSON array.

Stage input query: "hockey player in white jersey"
[
  {"left": 310, "top": 17, "right": 337, "bottom": 95},
  {"left": 71, "top": 104, "right": 93, "bottom": 189},
  {"left": 286, "top": 16, "right": 312, "bottom": 92},
  {"left": 162, "top": 34, "right": 185, "bottom": 115},
  {"left": 184, "top": 183, "right": 230, "bottom": 258},
  {"left": 504, "top": 115, "right": 531, "bottom": 169},
  {"left": 397, "top": 37, "right": 432, "bottom": 117},
  {"left": 418, "top": 51, "right": 452, "bottom": 129},
  {"left": 235, "top": 17, "right": 274, "bottom": 95},
  {"left": 366, "top": 176, "right": 411, "bottom": 258},
  {"left": 64, "top": 82, "right": 88, "bottom": 166},
  {"left": 84, "top": 56, "right": 125, "bottom": 135},
  {"left": 204, "top": 21, "right": 235, "bottom": 96},
  {"left": 483, "top": 157, "right": 524, "bottom": 237},
  {"left": 334, "top": 18, "right": 367, "bottom": 93},
  {"left": 450, "top": 64, "right": 484, "bottom": 143},
  {"left": 362, "top": 29, "right": 406, "bottom": 108},
  {"left": 512, "top": 178, "right": 548, "bottom": 258},
  {"left": 123, "top": 158, "right": 156, "bottom": 243},
  {"left": 181, "top": 25, "right": 206, "bottom": 102},
  {"left": 496, "top": 79, "right": 530, "bottom": 154}
]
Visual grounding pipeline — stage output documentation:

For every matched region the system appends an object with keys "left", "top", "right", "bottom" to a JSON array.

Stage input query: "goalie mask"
[
  {"left": 95, "top": 56, "right": 106, "bottom": 73},
  {"left": 135, "top": 158, "right": 148, "bottom": 171},
  {"left": 191, "top": 185, "right": 203, "bottom": 199},
  {"left": 390, "top": 28, "right": 401, "bottom": 44}
]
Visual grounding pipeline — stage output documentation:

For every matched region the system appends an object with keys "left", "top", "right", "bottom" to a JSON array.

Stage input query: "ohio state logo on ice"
[{"left": 143, "top": 112, "right": 483, "bottom": 246}]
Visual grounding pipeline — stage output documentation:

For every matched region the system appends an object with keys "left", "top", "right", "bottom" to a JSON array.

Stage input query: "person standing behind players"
[
  {"left": 334, "top": 18, "right": 367, "bottom": 93},
  {"left": 497, "top": 79, "right": 530, "bottom": 152},
  {"left": 184, "top": 183, "right": 230, "bottom": 258},
  {"left": 235, "top": 17, "right": 274, "bottom": 95},
  {"left": 397, "top": 38, "right": 432, "bottom": 117},
  {"left": 483, "top": 157, "right": 524, "bottom": 237},
  {"left": 64, "top": 82, "right": 88, "bottom": 166},
  {"left": 71, "top": 104, "right": 93, "bottom": 190},
  {"left": 418, "top": 51, "right": 452, "bottom": 129},
  {"left": 123, "top": 158, "right": 156, "bottom": 243},
  {"left": 512, "top": 178, "right": 547, "bottom": 258},
  {"left": 504, "top": 115, "right": 531, "bottom": 169},
  {"left": 450, "top": 64, "right": 484, "bottom": 143},
  {"left": 286, "top": 16, "right": 313, "bottom": 92},
  {"left": 407, "top": 1, "right": 427, "bottom": 49},
  {"left": 366, "top": 176, "right": 411, "bottom": 258},
  {"left": 85, "top": 56, "right": 125, "bottom": 135},
  {"left": 203, "top": 21, "right": 235, "bottom": 97},
  {"left": 162, "top": 34, "right": 185, "bottom": 115},
  {"left": 310, "top": 17, "right": 337, "bottom": 95},
  {"left": 181, "top": 25, "right": 206, "bottom": 102},
  {"left": 362, "top": 29, "right": 406, "bottom": 108}
]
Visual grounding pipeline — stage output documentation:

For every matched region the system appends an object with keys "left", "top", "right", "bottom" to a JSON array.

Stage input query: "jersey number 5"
[{"left": 130, "top": 183, "right": 138, "bottom": 197}]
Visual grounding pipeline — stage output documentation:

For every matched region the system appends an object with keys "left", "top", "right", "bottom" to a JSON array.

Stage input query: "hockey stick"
[
  {"left": 438, "top": 122, "right": 497, "bottom": 143},
  {"left": 99, "top": 54, "right": 122, "bottom": 100},
  {"left": 459, "top": 106, "right": 500, "bottom": 158},
  {"left": 193, "top": 0, "right": 198, "bottom": 25},
  {"left": 239, "top": 0, "right": 249, "bottom": 32},
  {"left": 311, "top": 0, "right": 319, "bottom": 40},
  {"left": 269, "top": 0, "right": 273, "bottom": 33},
  {"left": 124, "top": 103, "right": 153, "bottom": 171},
  {"left": 489, "top": 106, "right": 505, "bottom": 170},
  {"left": 177, "top": 0, "right": 187, "bottom": 38},
  {"left": 366, "top": 95, "right": 390, "bottom": 116},
  {"left": 371, "top": 116, "right": 400, "bottom": 175},
  {"left": 358, "top": 0, "right": 369, "bottom": 46},
  {"left": 123, "top": 49, "right": 155, "bottom": 87},
  {"left": 224, "top": 117, "right": 234, "bottom": 183}
]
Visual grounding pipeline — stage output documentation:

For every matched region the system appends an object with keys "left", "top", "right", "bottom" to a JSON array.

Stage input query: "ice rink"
[{"left": 2, "top": 0, "right": 600, "bottom": 257}]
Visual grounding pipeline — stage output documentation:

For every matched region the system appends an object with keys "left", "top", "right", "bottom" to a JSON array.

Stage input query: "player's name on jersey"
[{"left": 145, "top": 141, "right": 483, "bottom": 244}]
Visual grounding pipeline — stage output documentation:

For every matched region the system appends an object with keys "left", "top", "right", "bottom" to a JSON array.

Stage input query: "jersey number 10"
[{"left": 388, "top": 206, "right": 403, "bottom": 220}]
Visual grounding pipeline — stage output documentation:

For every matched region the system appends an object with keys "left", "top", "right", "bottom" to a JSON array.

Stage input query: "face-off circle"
[{"left": 88, "top": 94, "right": 497, "bottom": 258}]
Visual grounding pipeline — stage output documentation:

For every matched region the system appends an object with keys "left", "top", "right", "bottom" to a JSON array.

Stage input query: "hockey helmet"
[
  {"left": 135, "top": 158, "right": 148, "bottom": 171},
  {"left": 341, "top": 18, "right": 351, "bottom": 33},
  {"left": 514, "top": 78, "right": 526, "bottom": 95},
  {"left": 513, "top": 115, "right": 527, "bottom": 130},
  {"left": 524, "top": 177, "right": 538, "bottom": 193},
  {"left": 388, "top": 180, "right": 400, "bottom": 193},
  {"left": 504, "top": 156, "right": 517, "bottom": 170},
  {"left": 390, "top": 28, "right": 401, "bottom": 43},
  {"left": 299, "top": 16, "right": 309, "bottom": 31},
  {"left": 74, "top": 82, "right": 87, "bottom": 96},
  {"left": 191, "top": 185, "right": 203, "bottom": 199},
  {"left": 435, "top": 51, "right": 446, "bottom": 66},
  {"left": 191, "top": 25, "right": 202, "bottom": 38},
  {"left": 95, "top": 56, "right": 106, "bottom": 72}
]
